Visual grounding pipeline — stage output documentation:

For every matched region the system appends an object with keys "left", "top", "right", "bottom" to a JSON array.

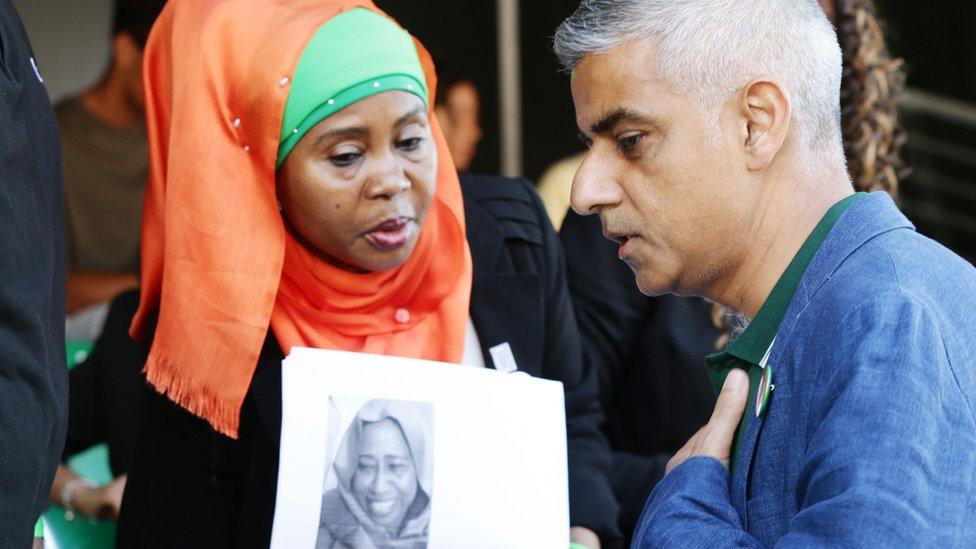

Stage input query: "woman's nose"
[
  {"left": 365, "top": 155, "right": 411, "bottom": 199},
  {"left": 371, "top": 466, "right": 388, "bottom": 490}
]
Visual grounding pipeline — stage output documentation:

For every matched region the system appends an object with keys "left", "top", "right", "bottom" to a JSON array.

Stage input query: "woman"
[
  {"left": 318, "top": 400, "right": 432, "bottom": 548},
  {"left": 115, "top": 2, "right": 616, "bottom": 547}
]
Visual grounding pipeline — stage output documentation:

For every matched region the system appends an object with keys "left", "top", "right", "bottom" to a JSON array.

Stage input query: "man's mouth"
[
  {"left": 364, "top": 217, "right": 413, "bottom": 251},
  {"left": 603, "top": 230, "right": 638, "bottom": 259}
]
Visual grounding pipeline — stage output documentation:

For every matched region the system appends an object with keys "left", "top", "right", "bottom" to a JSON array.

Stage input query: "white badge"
[
  {"left": 30, "top": 57, "right": 44, "bottom": 83},
  {"left": 489, "top": 342, "right": 519, "bottom": 373}
]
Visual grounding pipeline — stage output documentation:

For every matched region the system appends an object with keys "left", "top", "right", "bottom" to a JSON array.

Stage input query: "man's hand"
[
  {"left": 74, "top": 475, "right": 127, "bottom": 520},
  {"left": 667, "top": 369, "right": 749, "bottom": 474}
]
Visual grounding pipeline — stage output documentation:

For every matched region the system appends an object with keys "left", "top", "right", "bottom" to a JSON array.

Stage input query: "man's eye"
[
  {"left": 617, "top": 133, "right": 643, "bottom": 152},
  {"left": 329, "top": 152, "right": 362, "bottom": 167}
]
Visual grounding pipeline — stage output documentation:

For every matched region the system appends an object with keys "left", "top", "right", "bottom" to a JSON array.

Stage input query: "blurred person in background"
[
  {"left": 0, "top": 0, "right": 68, "bottom": 546},
  {"left": 61, "top": 0, "right": 165, "bottom": 338},
  {"left": 46, "top": 0, "right": 165, "bottom": 525},
  {"left": 538, "top": 151, "right": 585, "bottom": 230},
  {"left": 558, "top": 0, "right": 907, "bottom": 542},
  {"left": 434, "top": 60, "right": 483, "bottom": 172}
]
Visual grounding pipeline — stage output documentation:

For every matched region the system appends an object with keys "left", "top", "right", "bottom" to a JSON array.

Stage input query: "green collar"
[
  {"left": 706, "top": 192, "right": 865, "bottom": 386},
  {"left": 704, "top": 192, "right": 864, "bottom": 468}
]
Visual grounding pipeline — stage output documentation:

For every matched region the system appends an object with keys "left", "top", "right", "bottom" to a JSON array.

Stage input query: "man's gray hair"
[{"left": 554, "top": 0, "right": 844, "bottom": 151}]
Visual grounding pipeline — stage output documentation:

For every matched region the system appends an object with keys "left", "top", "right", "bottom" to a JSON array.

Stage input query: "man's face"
[{"left": 570, "top": 40, "right": 752, "bottom": 297}]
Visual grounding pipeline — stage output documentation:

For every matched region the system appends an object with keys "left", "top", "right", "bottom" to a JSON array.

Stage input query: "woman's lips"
[
  {"left": 364, "top": 217, "right": 413, "bottom": 251},
  {"left": 366, "top": 497, "right": 397, "bottom": 517}
]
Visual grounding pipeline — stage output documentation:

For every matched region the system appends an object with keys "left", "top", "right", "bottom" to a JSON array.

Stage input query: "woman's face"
[
  {"left": 277, "top": 91, "right": 437, "bottom": 272},
  {"left": 351, "top": 418, "right": 419, "bottom": 531}
]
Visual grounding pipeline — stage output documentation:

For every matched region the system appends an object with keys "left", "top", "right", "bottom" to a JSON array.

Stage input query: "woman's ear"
[{"left": 738, "top": 77, "right": 792, "bottom": 172}]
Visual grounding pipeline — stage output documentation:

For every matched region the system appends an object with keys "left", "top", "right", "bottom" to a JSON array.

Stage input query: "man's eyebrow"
[{"left": 590, "top": 108, "right": 652, "bottom": 135}]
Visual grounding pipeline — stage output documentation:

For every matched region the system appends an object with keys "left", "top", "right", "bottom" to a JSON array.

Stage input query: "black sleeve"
[
  {"left": 0, "top": 3, "right": 68, "bottom": 546},
  {"left": 63, "top": 358, "right": 103, "bottom": 460},
  {"left": 531, "top": 191, "right": 622, "bottom": 545},
  {"left": 559, "top": 211, "right": 649, "bottom": 430},
  {"left": 62, "top": 289, "right": 145, "bottom": 476}
]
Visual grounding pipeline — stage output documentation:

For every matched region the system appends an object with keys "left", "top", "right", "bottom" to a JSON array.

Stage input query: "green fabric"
[
  {"left": 66, "top": 340, "right": 94, "bottom": 368},
  {"left": 34, "top": 517, "right": 43, "bottom": 539},
  {"left": 705, "top": 192, "right": 865, "bottom": 469},
  {"left": 277, "top": 8, "right": 429, "bottom": 168}
]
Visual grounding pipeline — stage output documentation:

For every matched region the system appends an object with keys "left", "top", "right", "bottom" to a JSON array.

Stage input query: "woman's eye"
[
  {"left": 617, "top": 133, "right": 644, "bottom": 153},
  {"left": 357, "top": 463, "right": 374, "bottom": 473},
  {"left": 397, "top": 137, "right": 424, "bottom": 152},
  {"left": 329, "top": 152, "right": 362, "bottom": 167}
]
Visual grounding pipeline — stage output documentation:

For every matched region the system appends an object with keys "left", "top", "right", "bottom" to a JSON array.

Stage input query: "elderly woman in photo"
[
  {"left": 318, "top": 400, "right": 432, "bottom": 549},
  {"left": 112, "top": 1, "right": 617, "bottom": 546}
]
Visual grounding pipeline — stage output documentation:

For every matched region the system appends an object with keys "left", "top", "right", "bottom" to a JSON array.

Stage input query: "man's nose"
[{"left": 570, "top": 150, "right": 621, "bottom": 215}]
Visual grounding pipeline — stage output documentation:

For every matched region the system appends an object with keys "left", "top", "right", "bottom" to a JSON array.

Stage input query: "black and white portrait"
[{"left": 316, "top": 398, "right": 434, "bottom": 549}]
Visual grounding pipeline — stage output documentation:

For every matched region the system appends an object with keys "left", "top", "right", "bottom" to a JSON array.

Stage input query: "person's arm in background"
[
  {"left": 46, "top": 353, "right": 127, "bottom": 520},
  {"left": 49, "top": 466, "right": 127, "bottom": 521},
  {"left": 66, "top": 268, "right": 138, "bottom": 313},
  {"left": 530, "top": 190, "right": 622, "bottom": 549}
]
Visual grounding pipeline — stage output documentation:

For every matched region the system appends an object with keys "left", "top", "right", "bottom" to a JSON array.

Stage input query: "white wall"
[{"left": 12, "top": 0, "right": 113, "bottom": 103}]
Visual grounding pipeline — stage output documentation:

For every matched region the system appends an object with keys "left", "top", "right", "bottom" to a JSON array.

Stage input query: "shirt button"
[{"left": 394, "top": 308, "right": 410, "bottom": 324}]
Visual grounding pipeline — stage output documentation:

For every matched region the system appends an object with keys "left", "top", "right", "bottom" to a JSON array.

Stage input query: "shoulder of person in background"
[{"left": 537, "top": 152, "right": 586, "bottom": 230}]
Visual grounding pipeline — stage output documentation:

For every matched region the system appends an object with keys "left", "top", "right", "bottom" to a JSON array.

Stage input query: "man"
[
  {"left": 554, "top": 0, "right": 976, "bottom": 546},
  {"left": 61, "top": 0, "right": 164, "bottom": 320},
  {"left": 0, "top": 0, "right": 68, "bottom": 546}
]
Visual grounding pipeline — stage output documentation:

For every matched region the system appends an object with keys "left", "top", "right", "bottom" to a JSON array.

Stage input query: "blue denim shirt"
[{"left": 633, "top": 192, "right": 976, "bottom": 547}]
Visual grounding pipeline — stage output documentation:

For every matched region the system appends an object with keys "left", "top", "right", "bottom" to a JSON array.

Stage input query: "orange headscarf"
[{"left": 131, "top": 0, "right": 472, "bottom": 437}]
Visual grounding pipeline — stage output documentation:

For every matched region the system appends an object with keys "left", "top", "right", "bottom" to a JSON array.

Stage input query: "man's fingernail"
[{"left": 726, "top": 369, "right": 748, "bottom": 392}]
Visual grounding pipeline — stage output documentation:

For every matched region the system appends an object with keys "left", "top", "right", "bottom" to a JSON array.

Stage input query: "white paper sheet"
[{"left": 271, "top": 347, "right": 569, "bottom": 549}]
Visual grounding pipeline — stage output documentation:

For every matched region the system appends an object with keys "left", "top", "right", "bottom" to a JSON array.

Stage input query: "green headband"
[{"left": 277, "top": 8, "right": 429, "bottom": 169}]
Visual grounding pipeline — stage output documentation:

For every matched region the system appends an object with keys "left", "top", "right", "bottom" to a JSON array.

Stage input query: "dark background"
[{"left": 377, "top": 0, "right": 583, "bottom": 182}]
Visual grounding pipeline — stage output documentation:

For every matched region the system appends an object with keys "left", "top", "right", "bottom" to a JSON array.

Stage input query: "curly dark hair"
[{"left": 833, "top": 0, "right": 908, "bottom": 197}]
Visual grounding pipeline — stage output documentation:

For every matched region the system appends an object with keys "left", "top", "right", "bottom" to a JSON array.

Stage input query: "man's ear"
[
  {"left": 738, "top": 77, "right": 791, "bottom": 172},
  {"left": 112, "top": 32, "right": 140, "bottom": 70}
]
